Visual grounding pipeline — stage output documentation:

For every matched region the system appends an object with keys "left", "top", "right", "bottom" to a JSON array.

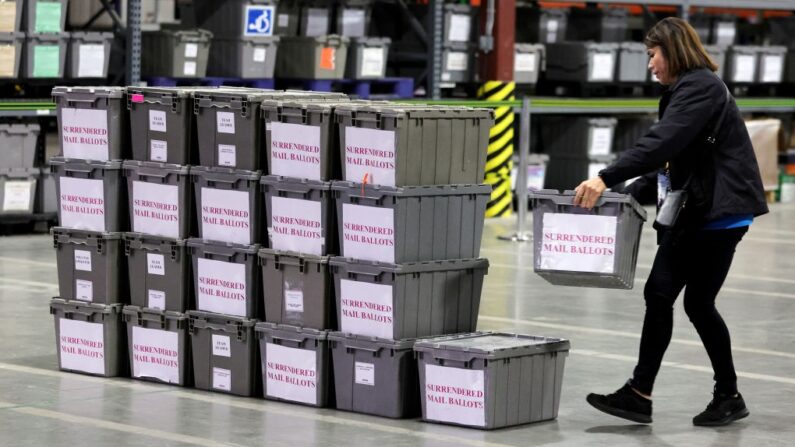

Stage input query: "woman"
[{"left": 574, "top": 17, "right": 768, "bottom": 426}]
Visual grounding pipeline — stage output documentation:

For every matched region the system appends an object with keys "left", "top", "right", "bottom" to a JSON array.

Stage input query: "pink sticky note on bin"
[{"left": 131, "top": 94, "right": 144, "bottom": 103}]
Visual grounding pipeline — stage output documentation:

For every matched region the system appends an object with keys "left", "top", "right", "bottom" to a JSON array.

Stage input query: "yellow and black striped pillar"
[{"left": 477, "top": 80, "right": 515, "bottom": 217}]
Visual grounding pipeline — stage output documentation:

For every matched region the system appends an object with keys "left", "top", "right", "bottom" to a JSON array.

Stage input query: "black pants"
[{"left": 630, "top": 226, "right": 748, "bottom": 396}]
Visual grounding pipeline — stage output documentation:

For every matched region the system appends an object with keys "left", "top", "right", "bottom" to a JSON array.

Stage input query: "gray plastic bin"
[
  {"left": 0, "top": 32, "right": 23, "bottom": 78},
  {"left": 617, "top": 42, "right": 646, "bottom": 82},
  {"left": 529, "top": 189, "right": 647, "bottom": 289},
  {"left": 330, "top": 257, "right": 488, "bottom": 339},
  {"left": 333, "top": 182, "right": 490, "bottom": 263},
  {"left": 259, "top": 249, "right": 333, "bottom": 330},
  {"left": 275, "top": 0, "right": 300, "bottom": 36},
  {"left": 567, "top": 6, "right": 627, "bottom": 42},
  {"left": 255, "top": 322, "right": 331, "bottom": 407},
  {"left": 300, "top": 1, "right": 332, "bottom": 36},
  {"left": 516, "top": 7, "right": 567, "bottom": 44},
  {"left": 127, "top": 86, "right": 204, "bottom": 165},
  {"left": 50, "top": 297, "right": 126, "bottom": 377},
  {"left": 329, "top": 332, "right": 419, "bottom": 418},
  {"left": 188, "top": 238, "right": 262, "bottom": 319},
  {"left": 276, "top": 35, "right": 349, "bottom": 79},
  {"left": 415, "top": 332, "right": 570, "bottom": 429},
  {"left": 261, "top": 175, "right": 335, "bottom": 255},
  {"left": 123, "top": 161, "right": 192, "bottom": 239},
  {"left": 66, "top": 32, "right": 112, "bottom": 79},
  {"left": 52, "top": 86, "right": 128, "bottom": 161},
  {"left": 345, "top": 37, "right": 389, "bottom": 79},
  {"left": 25, "top": 32, "right": 69, "bottom": 78},
  {"left": 545, "top": 42, "right": 619, "bottom": 83},
  {"left": 38, "top": 166, "right": 57, "bottom": 213},
  {"left": 27, "top": 0, "right": 67, "bottom": 33},
  {"left": 188, "top": 310, "right": 260, "bottom": 397},
  {"left": 726, "top": 46, "right": 759, "bottom": 84},
  {"left": 123, "top": 306, "right": 191, "bottom": 386},
  {"left": 50, "top": 157, "right": 125, "bottom": 232},
  {"left": 757, "top": 46, "right": 786, "bottom": 84},
  {"left": 0, "top": 123, "right": 40, "bottom": 169},
  {"left": 194, "top": 0, "right": 277, "bottom": 38},
  {"left": 538, "top": 116, "right": 617, "bottom": 158},
  {"left": 124, "top": 233, "right": 191, "bottom": 312},
  {"left": 335, "top": 0, "right": 371, "bottom": 37},
  {"left": 441, "top": 42, "right": 473, "bottom": 83},
  {"left": 335, "top": 103, "right": 492, "bottom": 186},
  {"left": 514, "top": 43, "right": 544, "bottom": 85},
  {"left": 208, "top": 36, "right": 280, "bottom": 79},
  {"left": 443, "top": 3, "right": 472, "bottom": 44},
  {"left": 704, "top": 45, "right": 726, "bottom": 79},
  {"left": 53, "top": 227, "right": 126, "bottom": 304},
  {"left": 192, "top": 167, "right": 262, "bottom": 244},
  {"left": 0, "top": 168, "right": 38, "bottom": 214},
  {"left": 0, "top": 0, "right": 23, "bottom": 32},
  {"left": 142, "top": 29, "right": 212, "bottom": 78}
]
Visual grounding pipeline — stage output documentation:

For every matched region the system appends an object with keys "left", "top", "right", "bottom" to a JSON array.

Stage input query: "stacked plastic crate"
[
  {"left": 0, "top": 0, "right": 25, "bottom": 80},
  {"left": 49, "top": 86, "right": 129, "bottom": 378},
  {"left": 0, "top": 122, "right": 41, "bottom": 217},
  {"left": 440, "top": 3, "right": 475, "bottom": 85},
  {"left": 24, "top": 0, "right": 70, "bottom": 79}
]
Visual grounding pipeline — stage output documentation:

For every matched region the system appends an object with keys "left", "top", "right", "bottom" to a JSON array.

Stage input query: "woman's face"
[{"left": 647, "top": 46, "right": 673, "bottom": 85}]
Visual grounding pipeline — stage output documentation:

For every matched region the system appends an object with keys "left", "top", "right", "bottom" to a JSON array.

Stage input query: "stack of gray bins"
[
  {"left": 0, "top": 123, "right": 41, "bottom": 216},
  {"left": 67, "top": 31, "right": 114, "bottom": 79},
  {"left": 516, "top": 5, "right": 568, "bottom": 44},
  {"left": 49, "top": 86, "right": 129, "bottom": 378},
  {"left": 515, "top": 43, "right": 544, "bottom": 85},
  {"left": 441, "top": 3, "right": 475, "bottom": 84},
  {"left": 142, "top": 29, "right": 212, "bottom": 78},
  {"left": 0, "top": 1, "right": 24, "bottom": 81},
  {"left": 544, "top": 42, "right": 619, "bottom": 84},
  {"left": 328, "top": 102, "right": 493, "bottom": 418},
  {"left": 23, "top": 0, "right": 70, "bottom": 79}
]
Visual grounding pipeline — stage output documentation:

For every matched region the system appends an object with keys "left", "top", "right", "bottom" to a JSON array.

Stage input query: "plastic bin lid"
[
  {"left": 187, "top": 310, "right": 257, "bottom": 328},
  {"left": 327, "top": 331, "right": 416, "bottom": 350},
  {"left": 619, "top": 42, "right": 646, "bottom": 51},
  {"left": 414, "top": 332, "right": 571, "bottom": 360},
  {"left": 258, "top": 248, "right": 330, "bottom": 264},
  {"left": 332, "top": 181, "right": 492, "bottom": 198},
  {"left": 127, "top": 86, "right": 229, "bottom": 98},
  {"left": 52, "top": 86, "right": 126, "bottom": 98},
  {"left": 260, "top": 175, "right": 331, "bottom": 190},
  {"left": 529, "top": 189, "right": 648, "bottom": 221},
  {"left": 214, "top": 35, "right": 281, "bottom": 43},
  {"left": 146, "top": 28, "right": 213, "bottom": 40},
  {"left": 0, "top": 32, "right": 24, "bottom": 40},
  {"left": 0, "top": 167, "right": 41, "bottom": 178},
  {"left": 186, "top": 238, "right": 260, "bottom": 254},
  {"left": 261, "top": 98, "right": 351, "bottom": 112},
  {"left": 49, "top": 157, "right": 123, "bottom": 169},
  {"left": 334, "top": 102, "right": 492, "bottom": 119},
  {"left": 191, "top": 165, "right": 261, "bottom": 179},
  {"left": 50, "top": 297, "right": 124, "bottom": 314},
  {"left": 123, "top": 232, "right": 187, "bottom": 246},
  {"left": 52, "top": 226, "right": 124, "bottom": 240},
  {"left": 515, "top": 43, "right": 544, "bottom": 51},
  {"left": 28, "top": 33, "right": 70, "bottom": 42},
  {"left": 329, "top": 257, "right": 489, "bottom": 274},
  {"left": 254, "top": 322, "right": 329, "bottom": 340},
  {"left": 349, "top": 37, "right": 391, "bottom": 46},
  {"left": 282, "top": 35, "right": 351, "bottom": 44},
  {"left": 122, "top": 160, "right": 191, "bottom": 175},
  {"left": 758, "top": 46, "right": 787, "bottom": 54},
  {"left": 730, "top": 45, "right": 759, "bottom": 53},
  {"left": 122, "top": 305, "right": 188, "bottom": 321},
  {"left": 0, "top": 123, "right": 41, "bottom": 132},
  {"left": 70, "top": 32, "right": 114, "bottom": 40},
  {"left": 443, "top": 2, "right": 471, "bottom": 12}
]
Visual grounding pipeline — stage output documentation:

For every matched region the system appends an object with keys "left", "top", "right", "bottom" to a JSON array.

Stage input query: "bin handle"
[
  {"left": 63, "top": 308, "right": 96, "bottom": 319},
  {"left": 199, "top": 249, "right": 237, "bottom": 261},
  {"left": 342, "top": 268, "right": 384, "bottom": 280},
  {"left": 136, "top": 170, "right": 170, "bottom": 180},
  {"left": 278, "top": 108, "right": 308, "bottom": 123},
  {"left": 63, "top": 166, "right": 98, "bottom": 175},
  {"left": 270, "top": 334, "right": 307, "bottom": 346},
  {"left": 205, "top": 176, "right": 240, "bottom": 185},
  {"left": 64, "top": 98, "right": 100, "bottom": 105}
]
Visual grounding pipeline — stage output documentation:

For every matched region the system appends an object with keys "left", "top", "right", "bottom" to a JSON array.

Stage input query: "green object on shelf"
[
  {"left": 34, "top": 1, "right": 62, "bottom": 33},
  {"left": 32, "top": 45, "right": 59, "bottom": 77}
]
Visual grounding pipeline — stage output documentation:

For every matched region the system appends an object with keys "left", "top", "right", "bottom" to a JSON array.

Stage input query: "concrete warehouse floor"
[{"left": 1, "top": 202, "right": 794, "bottom": 446}]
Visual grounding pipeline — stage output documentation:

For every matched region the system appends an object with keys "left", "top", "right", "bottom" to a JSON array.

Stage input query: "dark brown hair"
[{"left": 645, "top": 17, "right": 719, "bottom": 78}]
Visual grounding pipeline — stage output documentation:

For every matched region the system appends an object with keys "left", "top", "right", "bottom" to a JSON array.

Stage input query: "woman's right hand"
[{"left": 574, "top": 176, "right": 607, "bottom": 209}]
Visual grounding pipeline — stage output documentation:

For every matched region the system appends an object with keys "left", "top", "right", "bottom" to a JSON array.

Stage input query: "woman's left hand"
[{"left": 574, "top": 177, "right": 607, "bottom": 209}]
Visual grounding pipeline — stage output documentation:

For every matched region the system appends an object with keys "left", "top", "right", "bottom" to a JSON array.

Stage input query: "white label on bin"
[
  {"left": 150, "top": 139, "right": 168, "bottom": 162},
  {"left": 197, "top": 258, "right": 248, "bottom": 317},
  {"left": 200, "top": 188, "right": 251, "bottom": 244},
  {"left": 339, "top": 279, "right": 393, "bottom": 338},
  {"left": 185, "top": 43, "right": 198, "bottom": 58},
  {"left": 734, "top": 55, "right": 755, "bottom": 82},
  {"left": 75, "top": 279, "right": 93, "bottom": 302},
  {"left": 3, "top": 181, "right": 32, "bottom": 211},
  {"left": 344, "top": 127, "right": 396, "bottom": 186},
  {"left": 588, "top": 162, "right": 607, "bottom": 181},
  {"left": 425, "top": 364, "right": 485, "bottom": 427},
  {"left": 147, "top": 253, "right": 165, "bottom": 276},
  {"left": 285, "top": 289, "right": 304, "bottom": 313},
  {"left": 149, "top": 110, "right": 167, "bottom": 132},
  {"left": 515, "top": 53, "right": 537, "bottom": 73},
  {"left": 341, "top": 9, "right": 365, "bottom": 36},
  {"left": 448, "top": 14, "right": 471, "bottom": 42},
  {"left": 213, "top": 367, "right": 231, "bottom": 391},
  {"left": 589, "top": 127, "right": 613, "bottom": 156},
  {"left": 355, "top": 362, "right": 374, "bottom": 386},
  {"left": 590, "top": 53, "right": 614, "bottom": 81},
  {"left": 59, "top": 177, "right": 106, "bottom": 232},
  {"left": 540, "top": 213, "right": 617, "bottom": 274},
  {"left": 147, "top": 289, "right": 166, "bottom": 310},
  {"left": 361, "top": 48, "right": 385, "bottom": 77},
  {"left": 270, "top": 122, "right": 322, "bottom": 180},
  {"left": 132, "top": 326, "right": 180, "bottom": 384},
  {"left": 132, "top": 181, "right": 180, "bottom": 239},
  {"left": 216, "top": 111, "right": 236, "bottom": 134},
  {"left": 77, "top": 44, "right": 105, "bottom": 78},
  {"left": 74, "top": 250, "right": 92, "bottom": 272},
  {"left": 270, "top": 197, "right": 323, "bottom": 255},
  {"left": 305, "top": 8, "right": 329, "bottom": 36},
  {"left": 59, "top": 318, "right": 105, "bottom": 375},
  {"left": 265, "top": 343, "right": 318, "bottom": 405},
  {"left": 212, "top": 334, "right": 232, "bottom": 357},
  {"left": 60, "top": 108, "right": 109, "bottom": 161},
  {"left": 446, "top": 52, "right": 468, "bottom": 71},
  {"left": 253, "top": 47, "right": 267, "bottom": 63},
  {"left": 341, "top": 203, "right": 395, "bottom": 263},
  {"left": 183, "top": 61, "right": 197, "bottom": 76},
  {"left": 218, "top": 144, "right": 237, "bottom": 167},
  {"left": 278, "top": 13, "right": 289, "bottom": 27},
  {"left": 546, "top": 19, "right": 559, "bottom": 43},
  {"left": 762, "top": 55, "right": 783, "bottom": 83},
  {"left": 716, "top": 22, "right": 735, "bottom": 44}
]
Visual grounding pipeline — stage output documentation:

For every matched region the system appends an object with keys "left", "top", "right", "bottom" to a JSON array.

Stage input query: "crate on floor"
[
  {"left": 123, "top": 161, "right": 192, "bottom": 239},
  {"left": 189, "top": 310, "right": 260, "bottom": 397},
  {"left": 142, "top": 29, "right": 212, "bottom": 78},
  {"left": 52, "top": 86, "right": 129, "bottom": 161},
  {"left": 329, "top": 332, "right": 419, "bottom": 418},
  {"left": 1, "top": 168, "right": 39, "bottom": 215},
  {"left": 259, "top": 249, "right": 334, "bottom": 330},
  {"left": 529, "top": 189, "right": 647, "bottom": 289},
  {"left": 256, "top": 322, "right": 332, "bottom": 407},
  {"left": 53, "top": 227, "right": 126, "bottom": 304},
  {"left": 50, "top": 158, "right": 125, "bottom": 232},
  {"left": 0, "top": 32, "right": 24, "bottom": 79},
  {"left": 415, "top": 332, "right": 570, "bottom": 429},
  {"left": 50, "top": 297, "right": 126, "bottom": 377},
  {"left": 123, "top": 306, "right": 192, "bottom": 386},
  {"left": 124, "top": 233, "right": 191, "bottom": 312},
  {"left": 208, "top": 36, "right": 279, "bottom": 79},
  {"left": 192, "top": 167, "right": 262, "bottom": 244},
  {"left": 67, "top": 32, "right": 113, "bottom": 79},
  {"left": 25, "top": 33, "right": 69, "bottom": 78}
]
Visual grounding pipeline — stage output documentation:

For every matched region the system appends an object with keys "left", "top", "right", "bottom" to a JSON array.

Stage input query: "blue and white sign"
[{"left": 244, "top": 5, "right": 274, "bottom": 36}]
